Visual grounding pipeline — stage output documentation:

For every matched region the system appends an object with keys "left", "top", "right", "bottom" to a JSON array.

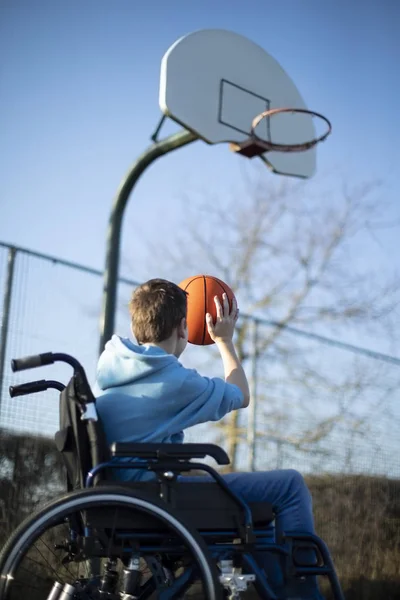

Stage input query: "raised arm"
[{"left": 206, "top": 294, "right": 250, "bottom": 408}]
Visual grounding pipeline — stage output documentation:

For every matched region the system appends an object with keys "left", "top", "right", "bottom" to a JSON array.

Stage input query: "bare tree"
[{"left": 144, "top": 166, "right": 400, "bottom": 472}]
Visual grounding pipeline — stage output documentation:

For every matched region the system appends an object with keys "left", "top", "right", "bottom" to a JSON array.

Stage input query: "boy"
[{"left": 95, "top": 279, "right": 324, "bottom": 600}]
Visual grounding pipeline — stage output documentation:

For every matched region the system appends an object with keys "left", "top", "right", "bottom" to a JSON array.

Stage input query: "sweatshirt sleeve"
[{"left": 175, "top": 368, "right": 244, "bottom": 427}]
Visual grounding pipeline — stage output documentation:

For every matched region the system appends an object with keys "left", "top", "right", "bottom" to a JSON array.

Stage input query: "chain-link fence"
[
  {"left": 1, "top": 241, "right": 399, "bottom": 478},
  {"left": 1, "top": 240, "right": 399, "bottom": 599}
]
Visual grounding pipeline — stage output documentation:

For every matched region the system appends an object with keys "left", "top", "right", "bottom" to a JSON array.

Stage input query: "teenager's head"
[{"left": 129, "top": 279, "right": 188, "bottom": 356}]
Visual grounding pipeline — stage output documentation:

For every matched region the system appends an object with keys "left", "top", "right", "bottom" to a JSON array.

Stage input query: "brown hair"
[{"left": 129, "top": 279, "right": 188, "bottom": 344}]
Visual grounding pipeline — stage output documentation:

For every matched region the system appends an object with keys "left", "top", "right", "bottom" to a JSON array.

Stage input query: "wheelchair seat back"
[{"left": 54, "top": 375, "right": 110, "bottom": 490}]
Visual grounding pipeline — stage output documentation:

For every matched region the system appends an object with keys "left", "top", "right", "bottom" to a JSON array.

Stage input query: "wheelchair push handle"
[
  {"left": 10, "top": 351, "right": 95, "bottom": 416},
  {"left": 9, "top": 379, "right": 65, "bottom": 397},
  {"left": 11, "top": 351, "right": 84, "bottom": 373},
  {"left": 11, "top": 352, "right": 54, "bottom": 372}
]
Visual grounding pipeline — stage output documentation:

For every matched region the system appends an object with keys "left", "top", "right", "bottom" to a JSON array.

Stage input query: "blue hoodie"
[{"left": 94, "top": 335, "right": 244, "bottom": 480}]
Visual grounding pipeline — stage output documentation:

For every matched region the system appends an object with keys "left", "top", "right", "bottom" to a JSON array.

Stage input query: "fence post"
[
  {"left": 247, "top": 318, "right": 259, "bottom": 471},
  {"left": 0, "top": 246, "right": 17, "bottom": 409}
]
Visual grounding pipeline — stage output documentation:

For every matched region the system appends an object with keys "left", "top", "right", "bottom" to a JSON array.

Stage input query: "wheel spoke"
[
  {"left": 38, "top": 535, "right": 77, "bottom": 581},
  {"left": 0, "top": 490, "right": 220, "bottom": 599}
]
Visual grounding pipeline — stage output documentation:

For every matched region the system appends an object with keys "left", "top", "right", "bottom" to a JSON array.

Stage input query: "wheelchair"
[{"left": 0, "top": 351, "right": 345, "bottom": 600}]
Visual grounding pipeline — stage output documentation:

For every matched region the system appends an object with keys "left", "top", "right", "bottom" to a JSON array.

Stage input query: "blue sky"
[{"left": 1, "top": 0, "right": 399, "bottom": 274}]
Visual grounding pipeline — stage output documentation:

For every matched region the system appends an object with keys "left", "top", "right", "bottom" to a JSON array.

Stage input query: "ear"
[{"left": 177, "top": 317, "right": 187, "bottom": 339}]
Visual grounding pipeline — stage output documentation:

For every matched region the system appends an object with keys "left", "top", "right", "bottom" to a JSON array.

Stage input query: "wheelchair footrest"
[{"left": 282, "top": 530, "right": 345, "bottom": 600}]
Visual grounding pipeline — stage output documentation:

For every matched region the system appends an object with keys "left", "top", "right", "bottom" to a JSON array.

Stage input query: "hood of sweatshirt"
[{"left": 96, "top": 335, "right": 177, "bottom": 390}]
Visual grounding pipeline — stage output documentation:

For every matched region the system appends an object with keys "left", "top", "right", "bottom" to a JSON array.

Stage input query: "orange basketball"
[{"left": 178, "top": 275, "right": 236, "bottom": 346}]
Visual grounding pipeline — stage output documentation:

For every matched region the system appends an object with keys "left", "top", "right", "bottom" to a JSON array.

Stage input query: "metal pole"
[
  {"left": 247, "top": 318, "right": 259, "bottom": 471},
  {"left": 99, "top": 129, "right": 198, "bottom": 354},
  {"left": 0, "top": 247, "right": 17, "bottom": 409}
]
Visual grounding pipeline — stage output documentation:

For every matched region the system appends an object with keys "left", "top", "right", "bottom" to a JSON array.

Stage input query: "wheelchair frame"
[{"left": 0, "top": 351, "right": 346, "bottom": 600}]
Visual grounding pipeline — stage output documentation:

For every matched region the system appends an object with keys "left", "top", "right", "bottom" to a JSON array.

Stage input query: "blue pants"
[{"left": 182, "top": 469, "right": 324, "bottom": 600}]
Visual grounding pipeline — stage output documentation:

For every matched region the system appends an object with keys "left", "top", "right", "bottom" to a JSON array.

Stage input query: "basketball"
[{"left": 178, "top": 275, "right": 236, "bottom": 346}]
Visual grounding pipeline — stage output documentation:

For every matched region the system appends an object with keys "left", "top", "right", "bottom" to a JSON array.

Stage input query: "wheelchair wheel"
[{"left": 0, "top": 487, "right": 223, "bottom": 600}]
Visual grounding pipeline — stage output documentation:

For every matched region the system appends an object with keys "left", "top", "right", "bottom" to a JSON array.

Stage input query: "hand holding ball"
[{"left": 178, "top": 275, "right": 238, "bottom": 345}]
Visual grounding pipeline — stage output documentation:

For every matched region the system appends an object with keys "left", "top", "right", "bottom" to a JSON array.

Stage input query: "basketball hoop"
[{"left": 230, "top": 108, "right": 332, "bottom": 157}]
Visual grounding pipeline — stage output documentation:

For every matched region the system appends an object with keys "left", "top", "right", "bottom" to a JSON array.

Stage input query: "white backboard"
[{"left": 160, "top": 30, "right": 318, "bottom": 178}]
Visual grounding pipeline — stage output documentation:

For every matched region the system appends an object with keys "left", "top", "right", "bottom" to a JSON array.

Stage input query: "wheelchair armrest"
[{"left": 109, "top": 443, "right": 230, "bottom": 465}]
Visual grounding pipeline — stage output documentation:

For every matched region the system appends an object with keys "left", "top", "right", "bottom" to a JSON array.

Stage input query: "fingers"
[
  {"left": 222, "top": 293, "right": 230, "bottom": 316},
  {"left": 231, "top": 296, "right": 239, "bottom": 321},
  {"left": 230, "top": 295, "right": 237, "bottom": 316},
  {"left": 205, "top": 312, "right": 214, "bottom": 333},
  {"left": 214, "top": 294, "right": 239, "bottom": 320},
  {"left": 214, "top": 296, "right": 223, "bottom": 319},
  {"left": 215, "top": 293, "right": 231, "bottom": 318}
]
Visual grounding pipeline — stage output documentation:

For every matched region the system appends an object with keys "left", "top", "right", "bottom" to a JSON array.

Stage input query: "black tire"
[{"left": 0, "top": 486, "right": 223, "bottom": 600}]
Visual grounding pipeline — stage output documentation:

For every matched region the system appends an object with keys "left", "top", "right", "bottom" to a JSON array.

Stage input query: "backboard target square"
[{"left": 218, "top": 80, "right": 271, "bottom": 142}]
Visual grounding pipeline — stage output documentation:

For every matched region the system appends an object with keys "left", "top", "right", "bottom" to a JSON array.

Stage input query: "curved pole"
[{"left": 99, "top": 129, "right": 198, "bottom": 354}]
